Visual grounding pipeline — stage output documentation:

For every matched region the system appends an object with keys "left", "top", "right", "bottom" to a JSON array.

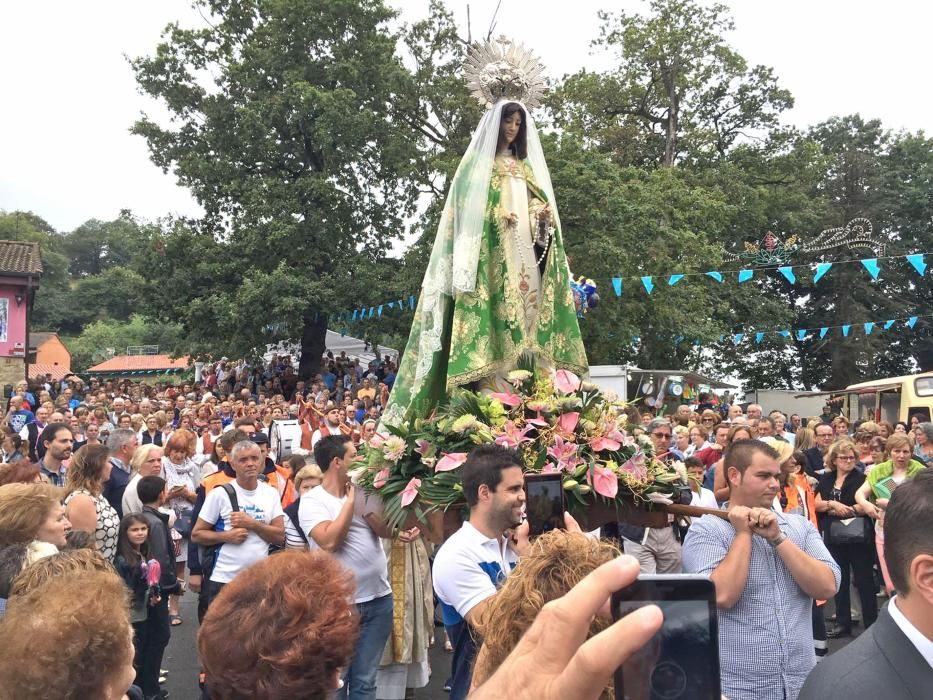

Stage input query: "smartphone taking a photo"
[
  {"left": 611, "top": 575, "right": 720, "bottom": 700},
  {"left": 523, "top": 473, "right": 565, "bottom": 537}
]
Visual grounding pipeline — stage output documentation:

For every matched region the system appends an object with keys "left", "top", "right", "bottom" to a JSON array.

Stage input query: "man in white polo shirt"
[
  {"left": 432, "top": 444, "right": 530, "bottom": 700},
  {"left": 300, "top": 434, "right": 394, "bottom": 700}
]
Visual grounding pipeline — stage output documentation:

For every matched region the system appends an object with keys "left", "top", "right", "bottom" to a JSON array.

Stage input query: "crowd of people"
[{"left": 0, "top": 356, "right": 931, "bottom": 700}]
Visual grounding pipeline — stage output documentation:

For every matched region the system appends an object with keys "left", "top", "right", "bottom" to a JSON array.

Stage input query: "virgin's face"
[{"left": 500, "top": 111, "right": 522, "bottom": 146}]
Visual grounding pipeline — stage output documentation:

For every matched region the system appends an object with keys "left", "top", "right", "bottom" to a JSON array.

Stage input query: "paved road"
[{"left": 162, "top": 589, "right": 868, "bottom": 700}]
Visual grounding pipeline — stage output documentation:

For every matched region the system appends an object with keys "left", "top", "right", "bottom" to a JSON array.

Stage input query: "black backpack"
[{"left": 199, "top": 483, "right": 239, "bottom": 581}]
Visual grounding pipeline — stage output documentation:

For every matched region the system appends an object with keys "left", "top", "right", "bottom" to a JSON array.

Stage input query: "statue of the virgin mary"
[{"left": 382, "top": 37, "right": 588, "bottom": 426}]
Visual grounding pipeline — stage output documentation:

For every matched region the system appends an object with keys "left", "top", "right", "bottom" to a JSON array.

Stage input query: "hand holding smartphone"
[
  {"left": 611, "top": 575, "right": 721, "bottom": 700},
  {"left": 524, "top": 473, "right": 565, "bottom": 537}
]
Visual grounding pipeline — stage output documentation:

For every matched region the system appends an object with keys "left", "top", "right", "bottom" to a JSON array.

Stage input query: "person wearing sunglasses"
[{"left": 617, "top": 419, "right": 691, "bottom": 575}]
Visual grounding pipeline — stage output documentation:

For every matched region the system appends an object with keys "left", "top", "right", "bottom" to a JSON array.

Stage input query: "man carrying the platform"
[{"left": 432, "top": 445, "right": 532, "bottom": 700}]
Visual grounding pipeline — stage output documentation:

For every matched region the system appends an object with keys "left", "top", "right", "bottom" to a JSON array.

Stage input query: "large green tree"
[{"left": 130, "top": 0, "right": 430, "bottom": 376}]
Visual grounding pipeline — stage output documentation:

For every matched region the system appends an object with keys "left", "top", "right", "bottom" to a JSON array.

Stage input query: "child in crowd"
[{"left": 131, "top": 477, "right": 180, "bottom": 700}]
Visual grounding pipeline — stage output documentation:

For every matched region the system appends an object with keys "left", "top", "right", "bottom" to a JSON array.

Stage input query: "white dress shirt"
[{"left": 888, "top": 596, "right": 933, "bottom": 670}]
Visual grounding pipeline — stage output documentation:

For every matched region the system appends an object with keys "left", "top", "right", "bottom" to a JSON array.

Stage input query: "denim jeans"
[
  {"left": 445, "top": 620, "right": 478, "bottom": 700},
  {"left": 337, "top": 593, "right": 393, "bottom": 700}
]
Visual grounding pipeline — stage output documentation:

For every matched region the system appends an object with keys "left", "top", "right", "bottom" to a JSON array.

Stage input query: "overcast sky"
[{"left": 2, "top": 0, "right": 930, "bottom": 232}]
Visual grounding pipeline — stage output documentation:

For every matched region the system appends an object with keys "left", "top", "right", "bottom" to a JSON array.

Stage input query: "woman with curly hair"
[
  {"left": 198, "top": 550, "right": 359, "bottom": 699},
  {"left": 469, "top": 530, "right": 621, "bottom": 697},
  {"left": 0, "top": 568, "right": 138, "bottom": 700},
  {"left": 63, "top": 444, "right": 120, "bottom": 561}
]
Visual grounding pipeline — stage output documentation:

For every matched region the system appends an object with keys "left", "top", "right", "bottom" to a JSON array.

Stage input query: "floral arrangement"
[{"left": 356, "top": 362, "right": 688, "bottom": 530}]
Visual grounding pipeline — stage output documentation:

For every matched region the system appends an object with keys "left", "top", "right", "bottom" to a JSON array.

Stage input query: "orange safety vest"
[{"left": 202, "top": 463, "right": 296, "bottom": 508}]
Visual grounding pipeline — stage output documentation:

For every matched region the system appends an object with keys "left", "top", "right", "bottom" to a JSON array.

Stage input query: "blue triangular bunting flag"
[
  {"left": 777, "top": 266, "right": 796, "bottom": 284},
  {"left": 861, "top": 258, "right": 881, "bottom": 279},
  {"left": 906, "top": 254, "right": 927, "bottom": 276},
  {"left": 409, "top": 295, "right": 416, "bottom": 310},
  {"left": 738, "top": 269, "right": 754, "bottom": 283},
  {"left": 674, "top": 335, "right": 684, "bottom": 344},
  {"left": 641, "top": 276, "right": 654, "bottom": 294},
  {"left": 668, "top": 274, "right": 684, "bottom": 286},
  {"left": 633, "top": 336, "right": 641, "bottom": 344},
  {"left": 884, "top": 319, "right": 895, "bottom": 330},
  {"left": 779, "top": 330, "right": 791, "bottom": 338},
  {"left": 387, "top": 302, "right": 395, "bottom": 310},
  {"left": 377, "top": 305, "right": 384, "bottom": 317},
  {"left": 796, "top": 329, "right": 807, "bottom": 341},
  {"left": 612, "top": 277, "right": 622, "bottom": 296},
  {"left": 352, "top": 309, "right": 358, "bottom": 321},
  {"left": 340, "top": 328, "right": 347, "bottom": 337},
  {"left": 908, "top": 316, "right": 919, "bottom": 328},
  {"left": 719, "top": 335, "right": 725, "bottom": 343},
  {"left": 842, "top": 325, "right": 851, "bottom": 337},
  {"left": 819, "top": 327, "right": 829, "bottom": 338},
  {"left": 865, "top": 322, "right": 875, "bottom": 335},
  {"left": 813, "top": 262, "right": 832, "bottom": 283},
  {"left": 755, "top": 332, "right": 765, "bottom": 343},
  {"left": 733, "top": 333, "right": 744, "bottom": 344},
  {"left": 693, "top": 338, "right": 701, "bottom": 345},
  {"left": 398, "top": 299, "right": 403, "bottom": 309},
  {"left": 706, "top": 271, "right": 723, "bottom": 282}
]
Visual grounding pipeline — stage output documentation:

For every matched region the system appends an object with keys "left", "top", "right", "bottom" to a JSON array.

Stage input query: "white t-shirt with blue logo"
[
  {"left": 433, "top": 521, "right": 518, "bottom": 626},
  {"left": 198, "top": 480, "right": 283, "bottom": 584}
]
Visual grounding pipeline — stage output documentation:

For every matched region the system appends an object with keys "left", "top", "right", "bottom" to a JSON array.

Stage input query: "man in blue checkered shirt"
[{"left": 684, "top": 440, "right": 841, "bottom": 700}]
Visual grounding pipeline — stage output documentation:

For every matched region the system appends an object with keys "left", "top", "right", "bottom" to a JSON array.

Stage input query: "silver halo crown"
[{"left": 464, "top": 35, "right": 547, "bottom": 110}]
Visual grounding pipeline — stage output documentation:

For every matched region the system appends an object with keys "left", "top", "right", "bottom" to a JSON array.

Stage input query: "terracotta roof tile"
[
  {"left": 0, "top": 240, "right": 42, "bottom": 275},
  {"left": 29, "top": 363, "right": 71, "bottom": 381},
  {"left": 87, "top": 354, "right": 190, "bottom": 373}
]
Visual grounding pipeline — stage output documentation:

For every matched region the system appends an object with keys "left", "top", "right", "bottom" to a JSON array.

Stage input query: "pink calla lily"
[
  {"left": 495, "top": 421, "right": 534, "bottom": 448},
  {"left": 554, "top": 369, "right": 582, "bottom": 394},
  {"left": 373, "top": 467, "right": 391, "bottom": 489},
  {"left": 558, "top": 411, "right": 580, "bottom": 435},
  {"left": 547, "top": 434, "right": 582, "bottom": 471},
  {"left": 435, "top": 452, "right": 469, "bottom": 472},
  {"left": 490, "top": 391, "right": 523, "bottom": 408},
  {"left": 400, "top": 478, "right": 421, "bottom": 507},
  {"left": 593, "top": 465, "right": 619, "bottom": 499}
]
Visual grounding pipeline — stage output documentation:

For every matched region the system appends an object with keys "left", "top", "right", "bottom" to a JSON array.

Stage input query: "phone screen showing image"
[
  {"left": 524, "top": 473, "right": 565, "bottom": 538},
  {"left": 612, "top": 576, "right": 720, "bottom": 700}
]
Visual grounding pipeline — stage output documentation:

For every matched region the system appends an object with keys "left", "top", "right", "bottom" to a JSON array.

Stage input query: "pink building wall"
[{"left": 0, "top": 284, "right": 27, "bottom": 357}]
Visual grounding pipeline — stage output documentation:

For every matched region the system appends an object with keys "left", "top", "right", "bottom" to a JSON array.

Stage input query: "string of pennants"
[
  {"left": 333, "top": 253, "right": 930, "bottom": 332},
  {"left": 610, "top": 252, "right": 928, "bottom": 296},
  {"left": 673, "top": 312, "right": 933, "bottom": 348}
]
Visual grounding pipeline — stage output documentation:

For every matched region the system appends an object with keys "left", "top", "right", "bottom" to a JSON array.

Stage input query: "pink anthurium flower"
[
  {"left": 495, "top": 421, "right": 534, "bottom": 448},
  {"left": 373, "top": 467, "right": 391, "bottom": 489},
  {"left": 490, "top": 391, "right": 523, "bottom": 408},
  {"left": 593, "top": 465, "right": 619, "bottom": 499},
  {"left": 400, "top": 478, "right": 421, "bottom": 507},
  {"left": 547, "top": 434, "right": 582, "bottom": 471},
  {"left": 558, "top": 411, "right": 580, "bottom": 435},
  {"left": 526, "top": 412, "right": 549, "bottom": 427},
  {"left": 554, "top": 369, "right": 582, "bottom": 394},
  {"left": 435, "top": 452, "right": 469, "bottom": 472}
]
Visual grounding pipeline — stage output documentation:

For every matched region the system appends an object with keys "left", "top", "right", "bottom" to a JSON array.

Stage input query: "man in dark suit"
[
  {"left": 799, "top": 469, "right": 933, "bottom": 699},
  {"left": 804, "top": 422, "right": 835, "bottom": 476}
]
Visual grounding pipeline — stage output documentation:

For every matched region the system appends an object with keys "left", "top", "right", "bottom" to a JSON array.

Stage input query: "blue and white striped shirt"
[{"left": 683, "top": 510, "right": 841, "bottom": 700}]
